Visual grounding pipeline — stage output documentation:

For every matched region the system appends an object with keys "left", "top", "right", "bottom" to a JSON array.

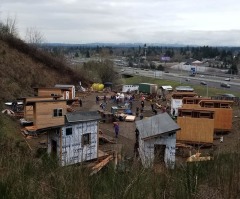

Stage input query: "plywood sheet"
[{"left": 125, "top": 115, "right": 136, "bottom": 122}]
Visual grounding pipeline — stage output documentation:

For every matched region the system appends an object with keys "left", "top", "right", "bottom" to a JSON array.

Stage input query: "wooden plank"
[
  {"left": 187, "top": 153, "right": 213, "bottom": 162},
  {"left": 90, "top": 155, "right": 113, "bottom": 176},
  {"left": 125, "top": 115, "right": 136, "bottom": 122}
]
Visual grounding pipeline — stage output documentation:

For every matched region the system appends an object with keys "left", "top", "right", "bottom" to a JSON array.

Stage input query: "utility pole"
[{"left": 206, "top": 84, "right": 209, "bottom": 97}]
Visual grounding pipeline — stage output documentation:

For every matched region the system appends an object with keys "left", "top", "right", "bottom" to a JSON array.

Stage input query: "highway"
[{"left": 117, "top": 67, "right": 240, "bottom": 93}]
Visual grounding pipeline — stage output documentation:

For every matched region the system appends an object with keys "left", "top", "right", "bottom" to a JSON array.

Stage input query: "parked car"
[
  {"left": 164, "top": 71, "right": 169, "bottom": 73},
  {"left": 225, "top": 78, "right": 231, "bottom": 81},
  {"left": 185, "top": 78, "right": 190, "bottom": 82},
  {"left": 200, "top": 75, "right": 205, "bottom": 78},
  {"left": 220, "top": 82, "right": 231, "bottom": 88},
  {"left": 121, "top": 69, "right": 125, "bottom": 72},
  {"left": 200, "top": 81, "right": 207, "bottom": 85}
]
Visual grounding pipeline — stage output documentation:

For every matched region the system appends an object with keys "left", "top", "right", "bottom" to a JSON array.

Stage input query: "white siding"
[
  {"left": 139, "top": 133, "right": 176, "bottom": 168},
  {"left": 122, "top": 85, "right": 139, "bottom": 93},
  {"left": 171, "top": 99, "right": 183, "bottom": 116},
  {"left": 61, "top": 121, "right": 98, "bottom": 166}
]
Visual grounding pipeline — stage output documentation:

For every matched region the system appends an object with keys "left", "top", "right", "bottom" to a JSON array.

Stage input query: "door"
[
  {"left": 51, "top": 140, "right": 57, "bottom": 156},
  {"left": 154, "top": 144, "right": 166, "bottom": 163},
  {"left": 65, "top": 91, "right": 69, "bottom": 99}
]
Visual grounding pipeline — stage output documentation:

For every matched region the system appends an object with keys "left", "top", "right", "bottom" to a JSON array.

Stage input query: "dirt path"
[{"left": 77, "top": 92, "right": 156, "bottom": 158}]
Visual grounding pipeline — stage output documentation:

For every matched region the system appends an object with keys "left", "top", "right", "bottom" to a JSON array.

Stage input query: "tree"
[
  {"left": 74, "top": 52, "right": 79, "bottom": 57},
  {"left": 157, "top": 64, "right": 165, "bottom": 71},
  {"left": 25, "top": 27, "right": 45, "bottom": 45},
  {"left": 81, "top": 60, "right": 119, "bottom": 84},
  {"left": 228, "top": 65, "right": 238, "bottom": 75},
  {"left": 86, "top": 50, "right": 90, "bottom": 58},
  {"left": 98, "top": 60, "right": 118, "bottom": 83},
  {"left": 0, "top": 15, "right": 18, "bottom": 36}
]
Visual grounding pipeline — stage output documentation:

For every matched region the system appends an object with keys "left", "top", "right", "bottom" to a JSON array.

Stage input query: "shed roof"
[
  {"left": 66, "top": 111, "right": 101, "bottom": 123},
  {"left": 33, "top": 87, "right": 70, "bottom": 91},
  {"left": 55, "top": 84, "right": 75, "bottom": 88},
  {"left": 161, "top": 85, "right": 173, "bottom": 91},
  {"left": 175, "top": 86, "right": 194, "bottom": 92},
  {"left": 135, "top": 112, "right": 180, "bottom": 140},
  {"left": 192, "top": 60, "right": 203, "bottom": 64}
]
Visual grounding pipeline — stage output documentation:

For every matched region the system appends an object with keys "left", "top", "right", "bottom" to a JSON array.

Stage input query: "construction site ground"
[
  {"left": 77, "top": 91, "right": 240, "bottom": 162},
  {"left": 22, "top": 91, "right": 240, "bottom": 165}
]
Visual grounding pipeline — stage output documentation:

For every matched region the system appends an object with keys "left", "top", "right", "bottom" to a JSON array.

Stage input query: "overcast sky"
[{"left": 1, "top": 0, "right": 240, "bottom": 46}]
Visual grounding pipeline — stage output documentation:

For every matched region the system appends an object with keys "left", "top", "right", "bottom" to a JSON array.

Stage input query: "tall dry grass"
[{"left": 0, "top": 132, "right": 240, "bottom": 199}]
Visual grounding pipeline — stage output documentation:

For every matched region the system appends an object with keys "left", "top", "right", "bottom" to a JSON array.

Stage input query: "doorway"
[
  {"left": 154, "top": 144, "right": 166, "bottom": 163},
  {"left": 51, "top": 140, "right": 57, "bottom": 155}
]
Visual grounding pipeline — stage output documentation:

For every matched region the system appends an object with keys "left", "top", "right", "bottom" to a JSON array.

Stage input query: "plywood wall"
[
  {"left": 177, "top": 117, "right": 214, "bottom": 143},
  {"left": 35, "top": 101, "right": 67, "bottom": 129},
  {"left": 208, "top": 108, "right": 232, "bottom": 131},
  {"left": 24, "top": 105, "right": 34, "bottom": 120},
  {"left": 37, "top": 88, "right": 64, "bottom": 98}
]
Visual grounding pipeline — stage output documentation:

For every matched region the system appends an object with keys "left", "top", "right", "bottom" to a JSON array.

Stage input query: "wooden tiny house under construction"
[
  {"left": 21, "top": 96, "right": 77, "bottom": 132},
  {"left": 34, "top": 87, "right": 70, "bottom": 99},
  {"left": 21, "top": 96, "right": 62, "bottom": 121},
  {"left": 198, "top": 99, "right": 233, "bottom": 132},
  {"left": 177, "top": 108, "right": 215, "bottom": 144},
  {"left": 182, "top": 97, "right": 210, "bottom": 109},
  {"left": 55, "top": 84, "right": 76, "bottom": 100},
  {"left": 171, "top": 92, "right": 197, "bottom": 116}
]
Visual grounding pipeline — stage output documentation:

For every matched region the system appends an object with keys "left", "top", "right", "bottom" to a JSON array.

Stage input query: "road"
[{"left": 117, "top": 67, "right": 240, "bottom": 93}]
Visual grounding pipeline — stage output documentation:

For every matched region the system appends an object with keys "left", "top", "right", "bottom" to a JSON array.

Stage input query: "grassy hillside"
[{"left": 0, "top": 34, "right": 90, "bottom": 104}]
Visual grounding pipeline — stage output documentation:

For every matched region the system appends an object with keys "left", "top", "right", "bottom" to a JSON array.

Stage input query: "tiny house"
[
  {"left": 20, "top": 96, "right": 63, "bottom": 121},
  {"left": 177, "top": 108, "right": 215, "bottom": 144},
  {"left": 136, "top": 113, "right": 180, "bottom": 168},
  {"left": 171, "top": 92, "right": 197, "bottom": 116},
  {"left": 33, "top": 87, "right": 70, "bottom": 99},
  {"left": 21, "top": 97, "right": 77, "bottom": 130},
  {"left": 122, "top": 85, "right": 139, "bottom": 93},
  {"left": 138, "top": 83, "right": 158, "bottom": 94},
  {"left": 55, "top": 84, "right": 76, "bottom": 100},
  {"left": 182, "top": 97, "right": 210, "bottom": 109},
  {"left": 198, "top": 99, "right": 233, "bottom": 132},
  {"left": 47, "top": 111, "right": 101, "bottom": 166}
]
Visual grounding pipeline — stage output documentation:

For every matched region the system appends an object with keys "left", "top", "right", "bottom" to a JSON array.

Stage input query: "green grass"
[{"left": 122, "top": 76, "right": 240, "bottom": 97}]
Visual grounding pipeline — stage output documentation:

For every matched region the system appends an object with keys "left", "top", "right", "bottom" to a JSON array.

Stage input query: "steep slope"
[{"left": 0, "top": 35, "right": 89, "bottom": 104}]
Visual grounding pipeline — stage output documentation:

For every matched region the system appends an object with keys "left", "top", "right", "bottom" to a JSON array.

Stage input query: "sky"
[{"left": 1, "top": 0, "right": 240, "bottom": 46}]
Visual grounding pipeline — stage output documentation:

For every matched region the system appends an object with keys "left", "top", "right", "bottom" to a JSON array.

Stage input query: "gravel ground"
[{"left": 78, "top": 91, "right": 240, "bottom": 160}]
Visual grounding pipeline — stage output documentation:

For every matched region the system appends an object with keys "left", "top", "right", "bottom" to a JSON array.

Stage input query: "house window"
[
  {"left": 53, "top": 109, "right": 63, "bottom": 117},
  {"left": 82, "top": 133, "right": 91, "bottom": 145},
  {"left": 66, "top": 127, "right": 72, "bottom": 136}
]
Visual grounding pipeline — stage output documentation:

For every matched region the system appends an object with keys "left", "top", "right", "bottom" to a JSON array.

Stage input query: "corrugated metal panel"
[
  {"left": 66, "top": 111, "right": 101, "bottom": 123},
  {"left": 161, "top": 85, "right": 173, "bottom": 90},
  {"left": 136, "top": 112, "right": 180, "bottom": 139},
  {"left": 175, "top": 86, "right": 194, "bottom": 92},
  {"left": 55, "top": 84, "right": 75, "bottom": 88}
]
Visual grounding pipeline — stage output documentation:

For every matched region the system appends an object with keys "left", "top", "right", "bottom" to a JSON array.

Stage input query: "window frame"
[
  {"left": 82, "top": 133, "right": 91, "bottom": 146},
  {"left": 53, "top": 108, "right": 63, "bottom": 117},
  {"left": 66, "top": 127, "right": 73, "bottom": 136}
]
